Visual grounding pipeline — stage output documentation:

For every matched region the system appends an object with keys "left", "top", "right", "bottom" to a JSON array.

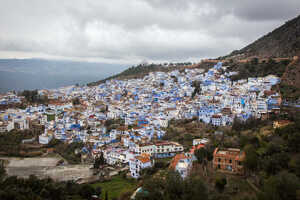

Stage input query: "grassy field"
[{"left": 91, "top": 175, "right": 138, "bottom": 200}]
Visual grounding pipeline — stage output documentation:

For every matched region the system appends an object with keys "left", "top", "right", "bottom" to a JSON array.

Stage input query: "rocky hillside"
[
  {"left": 228, "top": 15, "right": 300, "bottom": 58},
  {"left": 280, "top": 55, "right": 300, "bottom": 100},
  {"left": 222, "top": 15, "right": 300, "bottom": 100}
]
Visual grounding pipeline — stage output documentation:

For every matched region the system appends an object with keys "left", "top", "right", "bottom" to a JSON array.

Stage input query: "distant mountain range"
[
  {"left": 2, "top": 15, "right": 300, "bottom": 97},
  {"left": 0, "top": 59, "right": 128, "bottom": 93}
]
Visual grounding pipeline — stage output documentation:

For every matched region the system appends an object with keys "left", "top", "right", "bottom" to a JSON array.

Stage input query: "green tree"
[
  {"left": 21, "top": 89, "right": 49, "bottom": 104},
  {"left": 250, "top": 57, "right": 259, "bottom": 65},
  {"left": 182, "top": 176, "right": 208, "bottom": 200},
  {"left": 258, "top": 171, "right": 300, "bottom": 200},
  {"left": 105, "top": 191, "right": 108, "bottom": 200},
  {"left": 194, "top": 148, "right": 207, "bottom": 164},
  {"left": 263, "top": 153, "right": 290, "bottom": 176},
  {"left": 94, "top": 152, "right": 106, "bottom": 169},
  {"left": 164, "top": 171, "right": 184, "bottom": 199},
  {"left": 205, "top": 145, "right": 214, "bottom": 162},
  {"left": 79, "top": 184, "right": 95, "bottom": 199},
  {"left": 232, "top": 117, "right": 243, "bottom": 132},
  {"left": 191, "top": 80, "right": 202, "bottom": 98},
  {"left": 287, "top": 132, "right": 300, "bottom": 152},
  {"left": 0, "top": 161, "right": 6, "bottom": 181},
  {"left": 289, "top": 156, "right": 300, "bottom": 177},
  {"left": 95, "top": 186, "right": 102, "bottom": 196},
  {"left": 136, "top": 171, "right": 208, "bottom": 200},
  {"left": 72, "top": 97, "right": 80, "bottom": 105},
  {"left": 243, "top": 144, "right": 258, "bottom": 174},
  {"left": 215, "top": 175, "right": 227, "bottom": 192},
  {"left": 136, "top": 178, "right": 164, "bottom": 200}
]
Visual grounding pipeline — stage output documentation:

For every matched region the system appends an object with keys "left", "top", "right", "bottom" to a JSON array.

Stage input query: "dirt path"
[{"left": 246, "top": 178, "right": 261, "bottom": 193}]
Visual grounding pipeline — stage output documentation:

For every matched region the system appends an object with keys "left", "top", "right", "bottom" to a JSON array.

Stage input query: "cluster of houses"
[
  {"left": 0, "top": 62, "right": 281, "bottom": 178},
  {"left": 0, "top": 109, "right": 30, "bottom": 133},
  {"left": 168, "top": 138, "right": 245, "bottom": 179},
  {"left": 0, "top": 92, "right": 22, "bottom": 105}
]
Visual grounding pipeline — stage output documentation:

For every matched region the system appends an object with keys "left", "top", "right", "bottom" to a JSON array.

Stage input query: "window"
[
  {"left": 226, "top": 165, "right": 232, "bottom": 171},
  {"left": 229, "top": 159, "right": 232, "bottom": 163},
  {"left": 218, "top": 158, "right": 221, "bottom": 162}
]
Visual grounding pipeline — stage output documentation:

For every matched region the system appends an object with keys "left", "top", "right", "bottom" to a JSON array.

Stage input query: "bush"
[
  {"left": 154, "top": 161, "right": 166, "bottom": 169},
  {"left": 215, "top": 175, "right": 227, "bottom": 192},
  {"left": 289, "top": 156, "right": 300, "bottom": 177},
  {"left": 258, "top": 171, "right": 300, "bottom": 200},
  {"left": 79, "top": 184, "right": 96, "bottom": 199}
]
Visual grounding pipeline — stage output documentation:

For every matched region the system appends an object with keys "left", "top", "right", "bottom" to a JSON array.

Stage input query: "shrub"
[{"left": 215, "top": 175, "right": 227, "bottom": 192}]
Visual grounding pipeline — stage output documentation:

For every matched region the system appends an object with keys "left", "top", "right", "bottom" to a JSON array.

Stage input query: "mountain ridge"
[
  {"left": 227, "top": 15, "right": 300, "bottom": 58},
  {"left": 89, "top": 15, "right": 300, "bottom": 87},
  {"left": 0, "top": 58, "right": 126, "bottom": 93},
  {"left": 87, "top": 15, "right": 300, "bottom": 100}
]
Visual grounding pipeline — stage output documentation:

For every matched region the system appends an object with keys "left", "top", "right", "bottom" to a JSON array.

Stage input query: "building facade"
[{"left": 213, "top": 148, "right": 245, "bottom": 175}]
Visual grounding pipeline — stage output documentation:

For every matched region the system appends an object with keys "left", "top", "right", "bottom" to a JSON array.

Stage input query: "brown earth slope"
[
  {"left": 229, "top": 15, "right": 300, "bottom": 58},
  {"left": 280, "top": 55, "right": 300, "bottom": 99}
]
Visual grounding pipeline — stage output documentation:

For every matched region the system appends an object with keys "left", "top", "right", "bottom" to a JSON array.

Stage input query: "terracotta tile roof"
[
  {"left": 169, "top": 153, "right": 188, "bottom": 170},
  {"left": 136, "top": 155, "right": 151, "bottom": 163},
  {"left": 117, "top": 126, "right": 128, "bottom": 131}
]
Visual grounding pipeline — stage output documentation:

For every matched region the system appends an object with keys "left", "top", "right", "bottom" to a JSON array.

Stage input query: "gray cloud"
[{"left": 0, "top": 0, "right": 299, "bottom": 64}]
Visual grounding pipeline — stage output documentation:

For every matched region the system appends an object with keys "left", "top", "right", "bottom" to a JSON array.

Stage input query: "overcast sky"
[{"left": 0, "top": 0, "right": 299, "bottom": 64}]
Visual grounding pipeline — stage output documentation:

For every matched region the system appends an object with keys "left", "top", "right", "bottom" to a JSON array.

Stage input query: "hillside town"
[
  {"left": 2, "top": 0, "right": 300, "bottom": 198},
  {"left": 0, "top": 62, "right": 283, "bottom": 179}
]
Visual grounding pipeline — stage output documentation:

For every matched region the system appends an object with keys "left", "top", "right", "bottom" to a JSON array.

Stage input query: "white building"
[
  {"left": 39, "top": 134, "right": 53, "bottom": 144},
  {"left": 105, "top": 150, "right": 127, "bottom": 165},
  {"left": 193, "top": 138, "right": 209, "bottom": 146},
  {"left": 129, "top": 154, "right": 153, "bottom": 178},
  {"left": 211, "top": 115, "right": 222, "bottom": 126},
  {"left": 170, "top": 153, "right": 193, "bottom": 179},
  {"left": 0, "top": 121, "right": 14, "bottom": 133}
]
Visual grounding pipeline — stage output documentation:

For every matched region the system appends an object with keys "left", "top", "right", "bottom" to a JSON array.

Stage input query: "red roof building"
[{"left": 213, "top": 148, "right": 245, "bottom": 175}]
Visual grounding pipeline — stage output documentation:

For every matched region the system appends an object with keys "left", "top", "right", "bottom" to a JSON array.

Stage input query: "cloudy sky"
[{"left": 0, "top": 0, "right": 299, "bottom": 64}]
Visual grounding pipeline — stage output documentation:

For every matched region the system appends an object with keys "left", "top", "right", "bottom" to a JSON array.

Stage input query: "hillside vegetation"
[
  {"left": 280, "top": 56, "right": 300, "bottom": 100},
  {"left": 227, "top": 58, "right": 290, "bottom": 81},
  {"left": 88, "top": 63, "right": 176, "bottom": 86},
  {"left": 228, "top": 15, "right": 300, "bottom": 58},
  {"left": 88, "top": 62, "right": 212, "bottom": 86},
  {"left": 136, "top": 109, "right": 300, "bottom": 200},
  {"left": 220, "top": 15, "right": 300, "bottom": 101}
]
